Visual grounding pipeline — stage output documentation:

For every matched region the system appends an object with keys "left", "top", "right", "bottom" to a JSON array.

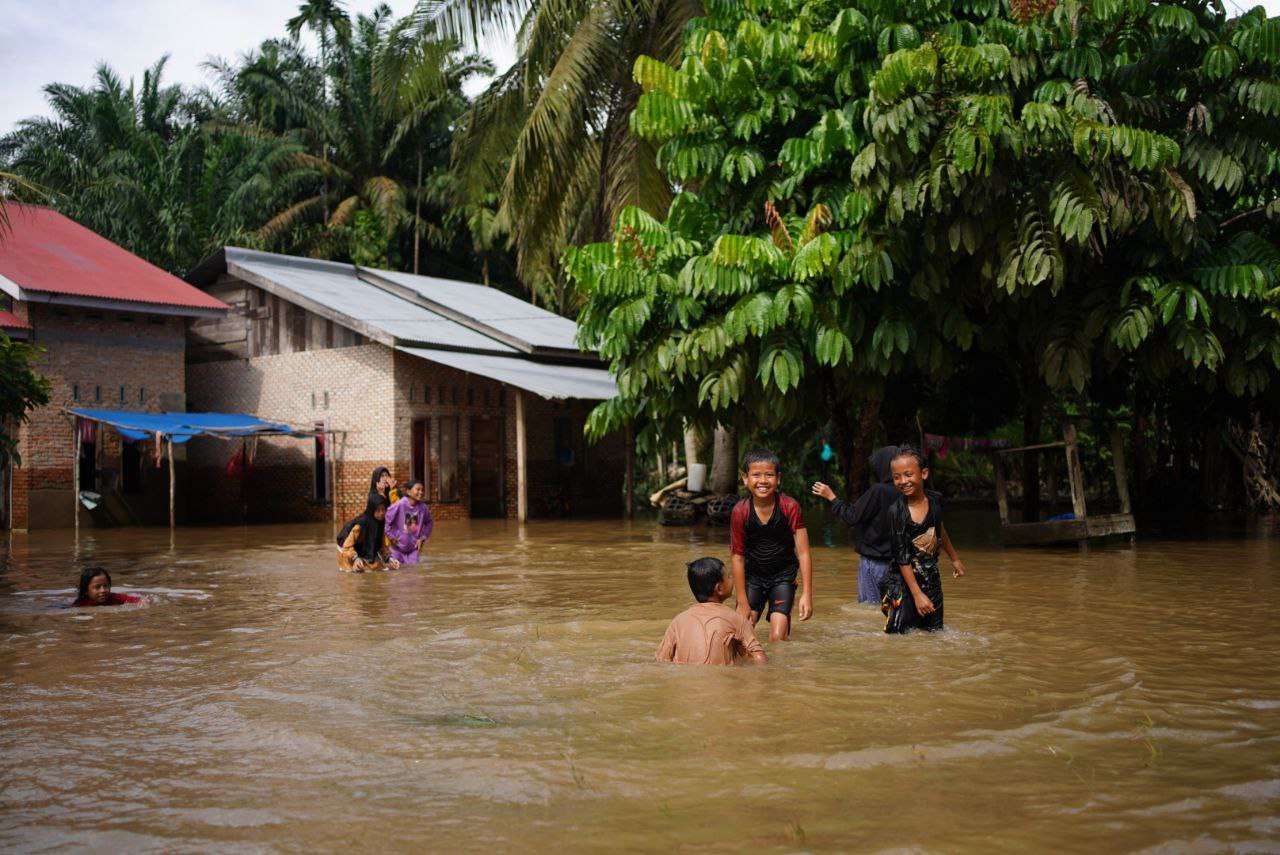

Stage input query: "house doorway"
[
  {"left": 411, "top": 418, "right": 431, "bottom": 492},
  {"left": 470, "top": 416, "right": 504, "bottom": 517}
]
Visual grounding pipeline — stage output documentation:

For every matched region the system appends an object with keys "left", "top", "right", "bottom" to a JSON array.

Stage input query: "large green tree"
[{"left": 568, "top": 0, "right": 1280, "bottom": 494}]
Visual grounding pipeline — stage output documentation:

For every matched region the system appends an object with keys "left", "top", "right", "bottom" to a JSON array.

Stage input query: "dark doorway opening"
[
  {"left": 470, "top": 416, "right": 504, "bottom": 517},
  {"left": 78, "top": 423, "right": 97, "bottom": 492},
  {"left": 313, "top": 423, "right": 327, "bottom": 502},
  {"left": 122, "top": 441, "right": 143, "bottom": 494},
  {"left": 411, "top": 418, "right": 431, "bottom": 493}
]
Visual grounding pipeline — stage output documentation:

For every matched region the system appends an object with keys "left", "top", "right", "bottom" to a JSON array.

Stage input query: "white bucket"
[{"left": 686, "top": 463, "right": 707, "bottom": 493}]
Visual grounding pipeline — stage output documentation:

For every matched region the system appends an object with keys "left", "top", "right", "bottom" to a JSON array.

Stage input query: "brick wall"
[
  {"left": 11, "top": 303, "right": 186, "bottom": 530},
  {"left": 186, "top": 342, "right": 396, "bottom": 525}
]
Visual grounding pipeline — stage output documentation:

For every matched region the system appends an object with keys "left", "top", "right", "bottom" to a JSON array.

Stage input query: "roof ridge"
[{"left": 225, "top": 246, "right": 356, "bottom": 275}]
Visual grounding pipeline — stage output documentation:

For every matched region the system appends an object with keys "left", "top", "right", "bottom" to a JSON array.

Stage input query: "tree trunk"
[
  {"left": 1021, "top": 402, "right": 1044, "bottom": 523},
  {"left": 482, "top": 257, "right": 489, "bottom": 287},
  {"left": 413, "top": 150, "right": 423, "bottom": 275},
  {"left": 1133, "top": 402, "right": 1148, "bottom": 512},
  {"left": 683, "top": 424, "right": 706, "bottom": 471},
  {"left": 709, "top": 425, "right": 739, "bottom": 494}
]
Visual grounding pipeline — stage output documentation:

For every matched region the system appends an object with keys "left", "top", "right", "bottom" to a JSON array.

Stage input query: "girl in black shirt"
[{"left": 881, "top": 447, "right": 967, "bottom": 633}]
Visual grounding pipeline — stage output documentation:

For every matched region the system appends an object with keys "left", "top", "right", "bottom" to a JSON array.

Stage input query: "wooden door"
[{"left": 470, "top": 416, "right": 504, "bottom": 517}]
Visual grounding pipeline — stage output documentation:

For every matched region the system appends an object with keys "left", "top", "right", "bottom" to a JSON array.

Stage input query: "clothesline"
[{"left": 923, "top": 432, "right": 1011, "bottom": 460}]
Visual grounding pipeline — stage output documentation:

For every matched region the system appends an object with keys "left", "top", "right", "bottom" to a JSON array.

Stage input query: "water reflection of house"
[
  {"left": 184, "top": 248, "right": 624, "bottom": 524},
  {"left": 0, "top": 205, "right": 230, "bottom": 530}
]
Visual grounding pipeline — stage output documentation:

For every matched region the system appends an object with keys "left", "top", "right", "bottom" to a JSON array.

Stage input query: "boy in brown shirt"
[{"left": 656, "top": 557, "right": 767, "bottom": 665}]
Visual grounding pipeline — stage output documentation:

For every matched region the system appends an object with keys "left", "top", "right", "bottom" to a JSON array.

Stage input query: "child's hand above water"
[
  {"left": 913, "top": 592, "right": 936, "bottom": 615},
  {"left": 951, "top": 559, "right": 966, "bottom": 578},
  {"left": 810, "top": 482, "right": 836, "bottom": 502},
  {"left": 797, "top": 588, "right": 813, "bottom": 621}
]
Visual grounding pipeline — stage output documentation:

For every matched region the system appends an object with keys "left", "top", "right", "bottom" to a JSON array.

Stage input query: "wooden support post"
[
  {"left": 1063, "top": 423, "right": 1088, "bottom": 521},
  {"left": 167, "top": 438, "right": 175, "bottom": 532},
  {"left": 1111, "top": 426, "right": 1132, "bottom": 515},
  {"left": 993, "top": 452, "right": 1009, "bottom": 525},
  {"left": 624, "top": 424, "right": 634, "bottom": 519},
  {"left": 515, "top": 390, "right": 528, "bottom": 523},
  {"left": 73, "top": 418, "right": 81, "bottom": 537}
]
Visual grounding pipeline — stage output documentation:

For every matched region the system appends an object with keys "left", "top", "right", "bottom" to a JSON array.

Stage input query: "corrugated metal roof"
[
  {"left": 0, "top": 205, "right": 228, "bottom": 313},
  {"left": 226, "top": 249, "right": 517, "bottom": 353},
  {"left": 368, "top": 269, "right": 581, "bottom": 351},
  {"left": 0, "top": 309, "right": 30, "bottom": 330},
  {"left": 398, "top": 347, "right": 617, "bottom": 400}
]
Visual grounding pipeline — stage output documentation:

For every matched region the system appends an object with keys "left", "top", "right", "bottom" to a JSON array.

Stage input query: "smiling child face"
[
  {"left": 742, "top": 461, "right": 780, "bottom": 502},
  {"left": 86, "top": 573, "right": 111, "bottom": 604},
  {"left": 891, "top": 454, "right": 928, "bottom": 498},
  {"left": 408, "top": 482, "right": 426, "bottom": 502}
]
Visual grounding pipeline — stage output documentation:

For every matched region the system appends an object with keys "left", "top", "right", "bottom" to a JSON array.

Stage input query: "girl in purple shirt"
[{"left": 384, "top": 479, "right": 433, "bottom": 564}]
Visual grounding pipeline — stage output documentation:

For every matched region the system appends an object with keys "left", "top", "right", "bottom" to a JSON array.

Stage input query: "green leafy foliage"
[{"left": 567, "top": 0, "right": 1280, "bottom": 462}]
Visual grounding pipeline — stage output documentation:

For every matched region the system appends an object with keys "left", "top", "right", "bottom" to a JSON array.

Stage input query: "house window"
[
  {"left": 438, "top": 385, "right": 445, "bottom": 405},
  {"left": 409, "top": 386, "right": 416, "bottom": 403},
  {"left": 467, "top": 388, "right": 475, "bottom": 406},
  {"left": 323, "top": 391, "right": 330, "bottom": 410},
  {"left": 424, "top": 384, "right": 432, "bottom": 404},
  {"left": 451, "top": 387, "right": 459, "bottom": 405},
  {"left": 139, "top": 387, "right": 146, "bottom": 404},
  {"left": 119, "top": 385, "right": 126, "bottom": 403},
  {"left": 438, "top": 416, "right": 460, "bottom": 502},
  {"left": 95, "top": 385, "right": 101, "bottom": 403},
  {"left": 72, "top": 384, "right": 80, "bottom": 402}
]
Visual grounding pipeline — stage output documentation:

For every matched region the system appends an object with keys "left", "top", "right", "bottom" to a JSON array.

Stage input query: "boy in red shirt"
[{"left": 730, "top": 449, "right": 813, "bottom": 641}]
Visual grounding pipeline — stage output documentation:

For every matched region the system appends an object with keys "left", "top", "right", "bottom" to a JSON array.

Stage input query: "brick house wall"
[
  {"left": 10, "top": 302, "right": 186, "bottom": 530},
  {"left": 184, "top": 277, "right": 627, "bottom": 528},
  {"left": 186, "top": 343, "right": 395, "bottom": 524}
]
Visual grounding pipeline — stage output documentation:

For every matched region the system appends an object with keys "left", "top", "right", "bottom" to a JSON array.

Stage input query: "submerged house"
[
  {"left": 0, "top": 205, "right": 229, "bottom": 530},
  {"left": 184, "top": 248, "right": 623, "bottom": 524}
]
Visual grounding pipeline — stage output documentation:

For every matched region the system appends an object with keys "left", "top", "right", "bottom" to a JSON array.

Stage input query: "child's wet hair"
[
  {"left": 404, "top": 478, "right": 425, "bottom": 492},
  {"left": 742, "top": 448, "right": 780, "bottom": 473},
  {"left": 892, "top": 445, "right": 927, "bottom": 469},
  {"left": 686, "top": 557, "right": 726, "bottom": 602},
  {"left": 364, "top": 493, "right": 390, "bottom": 516},
  {"left": 77, "top": 566, "right": 110, "bottom": 600}
]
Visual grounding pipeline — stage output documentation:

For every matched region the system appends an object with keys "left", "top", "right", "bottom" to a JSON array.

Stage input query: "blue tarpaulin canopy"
[{"left": 68, "top": 408, "right": 295, "bottom": 444}]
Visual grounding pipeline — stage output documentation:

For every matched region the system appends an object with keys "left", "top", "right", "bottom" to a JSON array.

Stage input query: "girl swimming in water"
[{"left": 71, "top": 567, "right": 142, "bottom": 607}]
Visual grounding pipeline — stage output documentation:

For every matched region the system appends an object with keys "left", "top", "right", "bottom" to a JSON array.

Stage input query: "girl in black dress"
[{"left": 882, "top": 447, "right": 967, "bottom": 633}]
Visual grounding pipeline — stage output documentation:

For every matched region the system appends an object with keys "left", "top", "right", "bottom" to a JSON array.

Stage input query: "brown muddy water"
[{"left": 1, "top": 515, "right": 1278, "bottom": 853}]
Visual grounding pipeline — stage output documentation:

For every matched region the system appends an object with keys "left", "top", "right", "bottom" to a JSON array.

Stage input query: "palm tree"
[
  {"left": 242, "top": 7, "right": 490, "bottom": 268},
  {"left": 401, "top": 0, "right": 702, "bottom": 309},
  {"left": 0, "top": 59, "right": 311, "bottom": 273}
]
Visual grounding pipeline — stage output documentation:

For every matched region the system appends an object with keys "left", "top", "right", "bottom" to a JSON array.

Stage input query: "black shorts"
[{"left": 746, "top": 577, "right": 797, "bottom": 619}]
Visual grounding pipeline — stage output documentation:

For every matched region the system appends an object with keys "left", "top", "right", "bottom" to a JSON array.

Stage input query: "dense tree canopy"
[{"left": 569, "top": 0, "right": 1280, "bottom": 489}]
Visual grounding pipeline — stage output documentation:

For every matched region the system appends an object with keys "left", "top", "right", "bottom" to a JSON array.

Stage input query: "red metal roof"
[
  {"left": 0, "top": 205, "right": 227, "bottom": 313},
  {"left": 0, "top": 309, "right": 30, "bottom": 330}
]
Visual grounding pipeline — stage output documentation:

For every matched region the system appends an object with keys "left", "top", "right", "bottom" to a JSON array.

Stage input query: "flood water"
[{"left": 2, "top": 515, "right": 1279, "bottom": 852}]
